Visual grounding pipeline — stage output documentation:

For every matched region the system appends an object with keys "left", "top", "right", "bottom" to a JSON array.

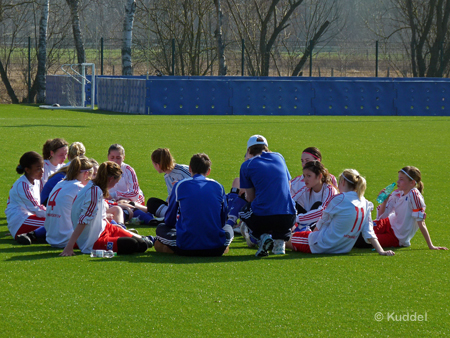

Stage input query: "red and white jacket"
[
  {"left": 6, "top": 175, "right": 46, "bottom": 237},
  {"left": 290, "top": 173, "right": 337, "bottom": 198},
  {"left": 108, "top": 162, "right": 145, "bottom": 204},
  {"left": 292, "top": 183, "right": 337, "bottom": 225}
]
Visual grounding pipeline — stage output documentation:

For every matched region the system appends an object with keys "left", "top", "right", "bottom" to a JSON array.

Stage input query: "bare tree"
[
  {"left": 214, "top": 0, "right": 227, "bottom": 75},
  {"left": 66, "top": 0, "right": 86, "bottom": 64},
  {"left": 122, "top": 0, "right": 136, "bottom": 75}
]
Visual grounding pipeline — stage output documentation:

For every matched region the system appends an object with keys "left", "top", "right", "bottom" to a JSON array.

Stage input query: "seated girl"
[
  {"left": 41, "top": 138, "right": 68, "bottom": 186},
  {"left": 290, "top": 147, "right": 337, "bottom": 202},
  {"left": 107, "top": 144, "right": 145, "bottom": 204},
  {"left": 6, "top": 152, "right": 46, "bottom": 244},
  {"left": 356, "top": 166, "right": 447, "bottom": 250},
  {"left": 292, "top": 161, "right": 337, "bottom": 232},
  {"left": 287, "top": 169, "right": 395, "bottom": 256},
  {"left": 146, "top": 148, "right": 191, "bottom": 218},
  {"left": 44, "top": 157, "right": 94, "bottom": 248},
  {"left": 60, "top": 161, "right": 153, "bottom": 256},
  {"left": 41, "top": 142, "right": 87, "bottom": 205}
]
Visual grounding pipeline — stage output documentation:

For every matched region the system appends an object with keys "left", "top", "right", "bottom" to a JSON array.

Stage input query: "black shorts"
[
  {"left": 155, "top": 223, "right": 228, "bottom": 257},
  {"left": 239, "top": 203, "right": 295, "bottom": 241}
]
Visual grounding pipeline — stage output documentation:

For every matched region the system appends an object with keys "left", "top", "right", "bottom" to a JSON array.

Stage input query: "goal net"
[{"left": 40, "top": 63, "right": 96, "bottom": 110}]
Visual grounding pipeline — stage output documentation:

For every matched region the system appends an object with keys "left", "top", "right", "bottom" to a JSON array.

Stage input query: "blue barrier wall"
[{"left": 46, "top": 75, "right": 450, "bottom": 116}]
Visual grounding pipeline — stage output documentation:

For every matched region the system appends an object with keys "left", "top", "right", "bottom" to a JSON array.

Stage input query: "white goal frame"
[{"left": 40, "top": 63, "right": 96, "bottom": 110}]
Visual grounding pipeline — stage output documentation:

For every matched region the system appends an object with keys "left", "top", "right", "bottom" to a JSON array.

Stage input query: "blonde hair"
[
  {"left": 151, "top": 148, "right": 175, "bottom": 172},
  {"left": 399, "top": 166, "right": 424, "bottom": 193},
  {"left": 42, "top": 138, "right": 68, "bottom": 159},
  {"left": 68, "top": 142, "right": 86, "bottom": 160},
  {"left": 339, "top": 169, "right": 366, "bottom": 199},
  {"left": 108, "top": 144, "right": 125, "bottom": 156},
  {"left": 66, "top": 156, "right": 93, "bottom": 181},
  {"left": 92, "top": 161, "right": 122, "bottom": 198},
  {"left": 48, "top": 165, "right": 69, "bottom": 180}
]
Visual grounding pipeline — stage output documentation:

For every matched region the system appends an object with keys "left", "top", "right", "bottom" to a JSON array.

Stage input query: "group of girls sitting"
[{"left": 4, "top": 136, "right": 448, "bottom": 258}]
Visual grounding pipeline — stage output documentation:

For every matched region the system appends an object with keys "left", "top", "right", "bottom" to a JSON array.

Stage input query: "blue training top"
[
  {"left": 165, "top": 174, "right": 228, "bottom": 251},
  {"left": 41, "top": 172, "right": 66, "bottom": 205},
  {"left": 240, "top": 151, "right": 295, "bottom": 216}
]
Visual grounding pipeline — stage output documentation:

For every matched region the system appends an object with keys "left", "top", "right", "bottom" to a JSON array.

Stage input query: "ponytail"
[
  {"left": 151, "top": 148, "right": 175, "bottom": 172},
  {"left": 66, "top": 156, "right": 93, "bottom": 181},
  {"left": 340, "top": 169, "right": 366, "bottom": 199},
  {"left": 42, "top": 138, "right": 68, "bottom": 159},
  {"left": 68, "top": 142, "right": 86, "bottom": 160},
  {"left": 16, "top": 151, "right": 43, "bottom": 175},
  {"left": 92, "top": 161, "right": 122, "bottom": 198},
  {"left": 399, "top": 166, "right": 423, "bottom": 194}
]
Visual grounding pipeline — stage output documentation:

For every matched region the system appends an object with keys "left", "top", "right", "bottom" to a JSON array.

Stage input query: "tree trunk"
[
  {"left": 214, "top": 0, "right": 227, "bottom": 75},
  {"left": 0, "top": 59, "right": 19, "bottom": 103},
  {"left": 122, "top": 0, "right": 136, "bottom": 76},
  {"left": 36, "top": 0, "right": 50, "bottom": 103},
  {"left": 66, "top": 0, "right": 86, "bottom": 64}
]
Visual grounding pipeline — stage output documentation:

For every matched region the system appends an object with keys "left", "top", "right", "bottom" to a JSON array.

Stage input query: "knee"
[{"left": 147, "top": 197, "right": 167, "bottom": 215}]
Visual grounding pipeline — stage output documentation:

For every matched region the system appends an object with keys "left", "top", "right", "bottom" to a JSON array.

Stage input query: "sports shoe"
[
  {"left": 127, "top": 228, "right": 139, "bottom": 234},
  {"left": 272, "top": 239, "right": 285, "bottom": 255},
  {"left": 240, "top": 222, "right": 255, "bottom": 248},
  {"left": 142, "top": 235, "right": 155, "bottom": 249},
  {"left": 255, "top": 233, "right": 274, "bottom": 257},
  {"left": 16, "top": 234, "right": 32, "bottom": 245},
  {"left": 129, "top": 217, "right": 141, "bottom": 226}
]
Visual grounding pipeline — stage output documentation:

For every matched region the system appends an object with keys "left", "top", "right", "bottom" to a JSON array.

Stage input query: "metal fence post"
[
  {"left": 101, "top": 37, "right": 104, "bottom": 75},
  {"left": 309, "top": 40, "right": 313, "bottom": 77},
  {"left": 172, "top": 38, "right": 175, "bottom": 76},
  {"left": 241, "top": 39, "right": 245, "bottom": 76},
  {"left": 375, "top": 40, "right": 379, "bottom": 77},
  {"left": 28, "top": 37, "right": 31, "bottom": 103}
]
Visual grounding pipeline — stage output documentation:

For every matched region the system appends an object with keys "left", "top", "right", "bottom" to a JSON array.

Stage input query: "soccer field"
[{"left": 0, "top": 105, "right": 449, "bottom": 337}]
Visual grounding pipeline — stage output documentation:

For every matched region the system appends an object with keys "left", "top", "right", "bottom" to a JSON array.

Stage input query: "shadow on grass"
[{"left": 0, "top": 125, "right": 87, "bottom": 128}]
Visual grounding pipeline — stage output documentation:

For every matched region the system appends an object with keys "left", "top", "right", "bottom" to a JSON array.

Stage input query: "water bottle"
[
  {"left": 90, "top": 250, "right": 116, "bottom": 258},
  {"left": 376, "top": 183, "right": 396, "bottom": 203}
]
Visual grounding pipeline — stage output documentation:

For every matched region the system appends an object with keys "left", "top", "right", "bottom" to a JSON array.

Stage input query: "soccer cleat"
[
  {"left": 127, "top": 228, "right": 139, "bottom": 234},
  {"left": 272, "top": 239, "right": 286, "bottom": 255},
  {"left": 129, "top": 217, "right": 141, "bottom": 226},
  {"left": 142, "top": 235, "right": 155, "bottom": 249},
  {"left": 16, "top": 234, "right": 32, "bottom": 245},
  {"left": 255, "top": 233, "right": 274, "bottom": 257},
  {"left": 240, "top": 222, "right": 255, "bottom": 248}
]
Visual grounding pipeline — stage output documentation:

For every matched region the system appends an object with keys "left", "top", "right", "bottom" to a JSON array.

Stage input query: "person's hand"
[
  {"left": 60, "top": 248, "right": 75, "bottom": 256},
  {"left": 430, "top": 246, "right": 448, "bottom": 250},
  {"left": 381, "top": 250, "right": 395, "bottom": 256}
]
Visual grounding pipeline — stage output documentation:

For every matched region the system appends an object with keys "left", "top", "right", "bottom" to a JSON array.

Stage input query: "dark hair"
[
  {"left": 93, "top": 161, "right": 122, "bottom": 198},
  {"left": 66, "top": 156, "right": 93, "bottom": 181},
  {"left": 16, "top": 151, "right": 43, "bottom": 175},
  {"left": 248, "top": 137, "right": 269, "bottom": 156},
  {"left": 189, "top": 153, "right": 211, "bottom": 175},
  {"left": 303, "top": 161, "right": 333, "bottom": 185},
  {"left": 151, "top": 148, "right": 175, "bottom": 172},
  {"left": 108, "top": 144, "right": 125, "bottom": 156},
  {"left": 302, "top": 147, "right": 322, "bottom": 161},
  {"left": 399, "top": 166, "right": 424, "bottom": 193},
  {"left": 42, "top": 138, "right": 68, "bottom": 160}
]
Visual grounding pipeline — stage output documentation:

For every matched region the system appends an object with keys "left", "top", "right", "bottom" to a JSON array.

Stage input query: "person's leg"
[
  {"left": 287, "top": 231, "right": 313, "bottom": 253},
  {"left": 107, "top": 206, "right": 124, "bottom": 224},
  {"left": 270, "top": 214, "right": 296, "bottom": 255},
  {"left": 132, "top": 209, "right": 155, "bottom": 225},
  {"left": 15, "top": 216, "right": 46, "bottom": 245},
  {"left": 147, "top": 197, "right": 168, "bottom": 217},
  {"left": 154, "top": 223, "right": 177, "bottom": 254}
]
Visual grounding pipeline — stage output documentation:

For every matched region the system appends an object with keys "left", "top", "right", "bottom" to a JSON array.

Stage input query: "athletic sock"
[
  {"left": 133, "top": 210, "right": 154, "bottom": 225},
  {"left": 116, "top": 237, "right": 139, "bottom": 254},
  {"left": 33, "top": 226, "right": 46, "bottom": 239}
]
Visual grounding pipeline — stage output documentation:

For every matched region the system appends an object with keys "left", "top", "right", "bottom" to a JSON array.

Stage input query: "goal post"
[{"left": 40, "top": 63, "right": 96, "bottom": 110}]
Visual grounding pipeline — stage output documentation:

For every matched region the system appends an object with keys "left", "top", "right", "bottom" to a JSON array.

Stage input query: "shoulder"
[
  {"left": 123, "top": 163, "right": 135, "bottom": 173},
  {"left": 328, "top": 193, "right": 346, "bottom": 206}
]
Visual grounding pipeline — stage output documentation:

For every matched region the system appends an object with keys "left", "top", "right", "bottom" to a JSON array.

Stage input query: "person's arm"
[
  {"left": 164, "top": 183, "right": 179, "bottom": 227},
  {"left": 115, "top": 166, "right": 141, "bottom": 202},
  {"left": 18, "top": 181, "right": 46, "bottom": 217},
  {"left": 245, "top": 188, "right": 255, "bottom": 202},
  {"left": 60, "top": 223, "right": 87, "bottom": 256},
  {"left": 368, "top": 237, "right": 395, "bottom": 256},
  {"left": 417, "top": 221, "right": 448, "bottom": 250}
]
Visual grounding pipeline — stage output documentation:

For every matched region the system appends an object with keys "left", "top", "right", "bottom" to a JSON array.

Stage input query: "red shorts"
[
  {"left": 374, "top": 218, "right": 400, "bottom": 247},
  {"left": 290, "top": 231, "right": 312, "bottom": 253},
  {"left": 93, "top": 222, "right": 133, "bottom": 251},
  {"left": 15, "top": 215, "right": 45, "bottom": 239}
]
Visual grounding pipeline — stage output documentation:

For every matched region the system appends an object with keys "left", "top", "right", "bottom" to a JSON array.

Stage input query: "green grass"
[{"left": 0, "top": 105, "right": 449, "bottom": 337}]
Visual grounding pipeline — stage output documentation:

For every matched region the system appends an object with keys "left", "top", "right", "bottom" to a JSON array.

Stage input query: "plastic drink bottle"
[
  {"left": 90, "top": 250, "right": 116, "bottom": 258},
  {"left": 376, "top": 183, "right": 396, "bottom": 203}
]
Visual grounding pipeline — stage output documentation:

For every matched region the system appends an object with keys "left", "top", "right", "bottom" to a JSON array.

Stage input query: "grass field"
[{"left": 0, "top": 105, "right": 449, "bottom": 337}]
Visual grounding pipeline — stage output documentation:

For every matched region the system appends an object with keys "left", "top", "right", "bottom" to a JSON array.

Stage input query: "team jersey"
[
  {"left": 41, "top": 159, "right": 64, "bottom": 187},
  {"left": 109, "top": 162, "right": 145, "bottom": 204},
  {"left": 5, "top": 175, "right": 46, "bottom": 238},
  {"left": 164, "top": 164, "right": 191, "bottom": 199},
  {"left": 240, "top": 152, "right": 296, "bottom": 216},
  {"left": 165, "top": 174, "right": 229, "bottom": 250},
  {"left": 41, "top": 172, "right": 66, "bottom": 205},
  {"left": 307, "top": 191, "right": 377, "bottom": 254},
  {"left": 376, "top": 188, "right": 426, "bottom": 247},
  {"left": 290, "top": 173, "right": 337, "bottom": 198},
  {"left": 44, "top": 179, "right": 84, "bottom": 248},
  {"left": 293, "top": 183, "right": 337, "bottom": 225},
  {"left": 71, "top": 181, "right": 107, "bottom": 254}
]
